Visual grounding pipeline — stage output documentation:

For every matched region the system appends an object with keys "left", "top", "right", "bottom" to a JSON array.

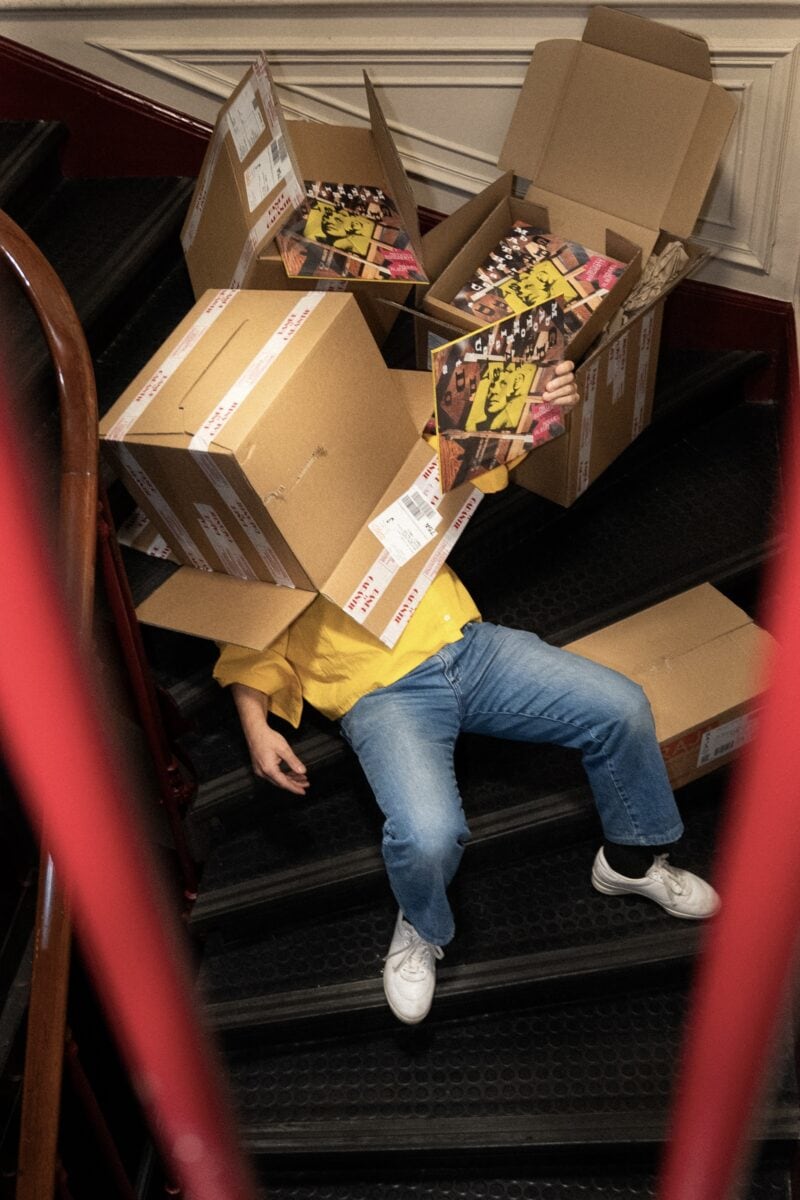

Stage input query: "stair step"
[
  {"left": 196, "top": 780, "right": 723, "bottom": 1004},
  {"left": 220, "top": 981, "right": 798, "bottom": 1160},
  {"left": 192, "top": 781, "right": 593, "bottom": 933},
  {"left": 467, "top": 398, "right": 780, "bottom": 640},
  {"left": 94, "top": 257, "right": 196, "bottom": 417},
  {"left": 10, "top": 175, "right": 194, "bottom": 391},
  {"left": 206, "top": 925, "right": 702, "bottom": 1036},
  {"left": 254, "top": 1162, "right": 793, "bottom": 1200},
  {"left": 0, "top": 120, "right": 66, "bottom": 222}
]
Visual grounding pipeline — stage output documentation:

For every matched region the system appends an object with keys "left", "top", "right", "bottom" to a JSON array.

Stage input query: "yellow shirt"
[
  {"left": 213, "top": 457, "right": 513, "bottom": 725},
  {"left": 213, "top": 564, "right": 481, "bottom": 726}
]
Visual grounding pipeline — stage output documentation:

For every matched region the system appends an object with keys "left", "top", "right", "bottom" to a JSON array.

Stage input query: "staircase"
[{"left": 0, "top": 105, "right": 796, "bottom": 1199}]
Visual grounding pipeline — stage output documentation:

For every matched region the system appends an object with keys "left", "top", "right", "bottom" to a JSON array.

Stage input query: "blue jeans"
[{"left": 340, "top": 621, "right": 683, "bottom": 946}]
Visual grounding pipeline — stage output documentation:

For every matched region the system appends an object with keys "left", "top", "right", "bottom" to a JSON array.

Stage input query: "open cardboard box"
[
  {"left": 418, "top": 7, "right": 737, "bottom": 505},
  {"left": 181, "top": 55, "right": 423, "bottom": 344},
  {"left": 565, "top": 584, "right": 773, "bottom": 789},
  {"left": 100, "top": 291, "right": 483, "bottom": 651},
  {"left": 422, "top": 195, "right": 642, "bottom": 361}
]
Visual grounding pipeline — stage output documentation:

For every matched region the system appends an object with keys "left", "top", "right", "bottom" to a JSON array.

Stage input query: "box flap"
[
  {"left": 364, "top": 71, "right": 426, "bottom": 269},
  {"left": 565, "top": 584, "right": 754, "bottom": 675},
  {"left": 499, "top": 12, "right": 736, "bottom": 239},
  {"left": 136, "top": 566, "right": 316, "bottom": 650},
  {"left": 583, "top": 7, "right": 712, "bottom": 80},
  {"left": 419, "top": 173, "right": 515, "bottom": 285},
  {"left": 391, "top": 368, "right": 435, "bottom": 436},
  {"left": 321, "top": 439, "right": 482, "bottom": 645}
]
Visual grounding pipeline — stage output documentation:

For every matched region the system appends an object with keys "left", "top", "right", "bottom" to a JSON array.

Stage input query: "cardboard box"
[
  {"left": 419, "top": 8, "right": 737, "bottom": 505},
  {"left": 100, "top": 291, "right": 483, "bottom": 651},
  {"left": 565, "top": 584, "right": 773, "bottom": 789},
  {"left": 181, "top": 56, "right": 424, "bottom": 344},
  {"left": 423, "top": 195, "right": 641, "bottom": 359}
]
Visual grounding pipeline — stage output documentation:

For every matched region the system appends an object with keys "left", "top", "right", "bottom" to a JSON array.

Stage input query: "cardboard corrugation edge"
[{"left": 363, "top": 69, "right": 427, "bottom": 275}]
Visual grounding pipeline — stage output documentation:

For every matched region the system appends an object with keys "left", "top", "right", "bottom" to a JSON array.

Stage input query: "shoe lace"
[
  {"left": 385, "top": 924, "right": 444, "bottom": 979},
  {"left": 649, "top": 853, "right": 687, "bottom": 896}
]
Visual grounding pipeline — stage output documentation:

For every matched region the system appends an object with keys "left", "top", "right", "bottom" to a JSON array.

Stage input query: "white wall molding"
[{"left": 2, "top": 5, "right": 799, "bottom": 299}]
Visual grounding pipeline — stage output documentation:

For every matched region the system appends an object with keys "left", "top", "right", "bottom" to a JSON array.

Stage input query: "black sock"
[{"left": 603, "top": 838, "right": 682, "bottom": 879}]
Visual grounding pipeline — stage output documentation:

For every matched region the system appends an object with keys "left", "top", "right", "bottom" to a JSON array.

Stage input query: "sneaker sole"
[{"left": 591, "top": 873, "right": 717, "bottom": 920}]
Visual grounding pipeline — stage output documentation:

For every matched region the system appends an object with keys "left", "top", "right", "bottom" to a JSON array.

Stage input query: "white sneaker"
[
  {"left": 591, "top": 847, "right": 720, "bottom": 920},
  {"left": 383, "top": 910, "right": 444, "bottom": 1025}
]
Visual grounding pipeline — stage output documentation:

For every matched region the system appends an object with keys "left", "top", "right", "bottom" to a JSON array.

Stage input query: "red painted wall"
[{"left": 0, "top": 35, "right": 210, "bottom": 177}]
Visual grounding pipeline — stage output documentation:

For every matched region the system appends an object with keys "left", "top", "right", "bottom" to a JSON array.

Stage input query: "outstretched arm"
[{"left": 231, "top": 682, "right": 309, "bottom": 796}]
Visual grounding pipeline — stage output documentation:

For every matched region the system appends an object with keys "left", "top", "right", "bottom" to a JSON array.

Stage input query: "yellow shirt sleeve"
[{"left": 213, "top": 631, "right": 304, "bottom": 727}]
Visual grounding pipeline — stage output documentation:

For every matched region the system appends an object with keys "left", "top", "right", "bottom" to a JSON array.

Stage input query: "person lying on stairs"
[{"left": 215, "top": 360, "right": 719, "bottom": 1026}]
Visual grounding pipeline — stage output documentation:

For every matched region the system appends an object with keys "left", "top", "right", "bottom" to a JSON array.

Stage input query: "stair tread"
[
  {"left": 193, "top": 739, "right": 587, "bottom": 903},
  {"left": 197, "top": 782, "right": 721, "bottom": 1003},
  {"left": 221, "top": 981, "right": 797, "bottom": 1138},
  {"left": 0, "top": 119, "right": 65, "bottom": 217},
  {"left": 466, "top": 399, "right": 781, "bottom": 639},
  {"left": 250, "top": 1165, "right": 793, "bottom": 1199},
  {"left": 8, "top": 175, "right": 193, "bottom": 387}
]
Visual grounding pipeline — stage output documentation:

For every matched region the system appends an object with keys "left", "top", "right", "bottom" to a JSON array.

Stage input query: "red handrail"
[
  {"left": 658, "top": 358, "right": 800, "bottom": 1196},
  {"left": 0, "top": 369, "right": 259, "bottom": 1199}
]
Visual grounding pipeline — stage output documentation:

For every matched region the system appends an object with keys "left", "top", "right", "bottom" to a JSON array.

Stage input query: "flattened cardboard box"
[
  {"left": 181, "top": 57, "right": 423, "bottom": 343},
  {"left": 565, "top": 584, "right": 773, "bottom": 789},
  {"left": 100, "top": 301, "right": 483, "bottom": 649},
  {"left": 419, "top": 7, "right": 736, "bottom": 505}
]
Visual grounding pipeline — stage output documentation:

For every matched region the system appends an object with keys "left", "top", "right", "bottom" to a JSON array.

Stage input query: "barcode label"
[
  {"left": 227, "top": 80, "right": 266, "bottom": 162},
  {"left": 369, "top": 488, "right": 442, "bottom": 567},
  {"left": 697, "top": 712, "right": 756, "bottom": 767},
  {"left": 244, "top": 137, "right": 291, "bottom": 212}
]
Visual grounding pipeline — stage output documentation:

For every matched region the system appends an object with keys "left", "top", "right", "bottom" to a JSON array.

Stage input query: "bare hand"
[
  {"left": 248, "top": 724, "right": 309, "bottom": 795},
  {"left": 544, "top": 360, "right": 580, "bottom": 410}
]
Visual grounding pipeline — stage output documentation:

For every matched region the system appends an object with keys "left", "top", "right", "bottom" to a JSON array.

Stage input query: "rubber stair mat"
[
  {"left": 0, "top": 120, "right": 65, "bottom": 219},
  {"left": 93, "top": 257, "right": 196, "bottom": 417},
  {"left": 221, "top": 983, "right": 798, "bottom": 1152},
  {"left": 9, "top": 175, "right": 193, "bottom": 387},
  {"left": 252, "top": 1164, "right": 793, "bottom": 1200},
  {"left": 196, "top": 783, "right": 723, "bottom": 1004},
  {"left": 466, "top": 400, "right": 782, "bottom": 640},
  {"left": 194, "top": 738, "right": 588, "bottom": 897}
]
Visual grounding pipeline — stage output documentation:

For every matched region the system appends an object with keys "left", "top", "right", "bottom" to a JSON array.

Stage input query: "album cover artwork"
[
  {"left": 276, "top": 180, "right": 427, "bottom": 283},
  {"left": 452, "top": 222, "right": 625, "bottom": 323},
  {"left": 431, "top": 299, "right": 573, "bottom": 491}
]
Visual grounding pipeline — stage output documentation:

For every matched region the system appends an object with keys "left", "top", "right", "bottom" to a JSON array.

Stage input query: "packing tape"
[
  {"left": 606, "top": 332, "right": 628, "bottom": 405},
  {"left": 114, "top": 446, "right": 212, "bottom": 573},
  {"left": 189, "top": 293, "right": 325, "bottom": 451},
  {"left": 104, "top": 291, "right": 238, "bottom": 442},
  {"left": 576, "top": 359, "right": 599, "bottom": 497},
  {"left": 189, "top": 452, "right": 296, "bottom": 588},
  {"left": 230, "top": 184, "right": 301, "bottom": 287},
  {"left": 379, "top": 488, "right": 482, "bottom": 649},
  {"left": 194, "top": 503, "right": 259, "bottom": 581},
  {"left": 345, "top": 454, "right": 460, "bottom": 628},
  {"left": 632, "top": 309, "right": 656, "bottom": 438}
]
